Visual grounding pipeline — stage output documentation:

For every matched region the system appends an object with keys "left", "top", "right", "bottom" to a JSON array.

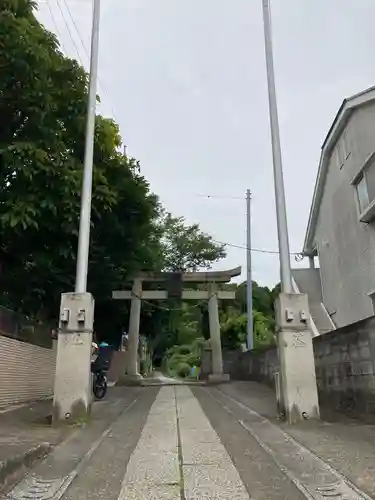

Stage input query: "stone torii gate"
[{"left": 112, "top": 266, "right": 241, "bottom": 384}]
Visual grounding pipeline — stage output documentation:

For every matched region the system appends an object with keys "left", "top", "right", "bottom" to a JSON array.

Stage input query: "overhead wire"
[
  {"left": 131, "top": 292, "right": 211, "bottom": 313},
  {"left": 40, "top": 5, "right": 305, "bottom": 263},
  {"left": 195, "top": 194, "right": 245, "bottom": 201},
  {"left": 46, "top": 0, "right": 68, "bottom": 54},
  {"left": 55, "top": 0, "right": 85, "bottom": 66},
  {"left": 193, "top": 193, "right": 304, "bottom": 259},
  {"left": 59, "top": 0, "right": 120, "bottom": 122},
  {"left": 44, "top": 0, "right": 119, "bottom": 122}
]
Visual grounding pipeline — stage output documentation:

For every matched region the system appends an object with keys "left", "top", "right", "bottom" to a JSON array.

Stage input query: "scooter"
[
  {"left": 92, "top": 368, "right": 108, "bottom": 399},
  {"left": 91, "top": 342, "right": 111, "bottom": 400}
]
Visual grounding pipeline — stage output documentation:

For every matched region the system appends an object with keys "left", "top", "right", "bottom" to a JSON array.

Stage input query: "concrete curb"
[{"left": 0, "top": 443, "right": 52, "bottom": 489}]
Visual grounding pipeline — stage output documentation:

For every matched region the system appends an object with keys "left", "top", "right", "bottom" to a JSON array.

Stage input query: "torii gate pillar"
[
  {"left": 208, "top": 284, "right": 229, "bottom": 383},
  {"left": 126, "top": 278, "right": 142, "bottom": 383},
  {"left": 113, "top": 267, "right": 241, "bottom": 385}
]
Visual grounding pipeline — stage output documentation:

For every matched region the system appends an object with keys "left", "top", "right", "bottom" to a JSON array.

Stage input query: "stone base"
[
  {"left": 207, "top": 373, "right": 230, "bottom": 385},
  {"left": 118, "top": 373, "right": 144, "bottom": 386},
  {"left": 53, "top": 292, "right": 94, "bottom": 424},
  {"left": 275, "top": 293, "right": 320, "bottom": 424}
]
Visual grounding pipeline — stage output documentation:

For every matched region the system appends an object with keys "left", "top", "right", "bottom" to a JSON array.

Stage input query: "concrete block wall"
[
  {"left": 0, "top": 334, "right": 56, "bottom": 407},
  {"left": 217, "top": 315, "right": 375, "bottom": 418},
  {"left": 200, "top": 349, "right": 245, "bottom": 380},
  {"left": 314, "top": 316, "right": 375, "bottom": 415}
]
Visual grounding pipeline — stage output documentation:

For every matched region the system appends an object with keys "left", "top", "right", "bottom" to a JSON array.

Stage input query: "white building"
[{"left": 300, "top": 86, "right": 375, "bottom": 331}]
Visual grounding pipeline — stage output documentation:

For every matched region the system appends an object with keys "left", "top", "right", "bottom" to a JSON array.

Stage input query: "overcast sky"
[{"left": 37, "top": 0, "right": 375, "bottom": 287}]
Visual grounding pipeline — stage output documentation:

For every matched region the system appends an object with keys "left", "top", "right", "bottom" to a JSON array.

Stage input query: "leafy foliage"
[
  {"left": 0, "top": 1, "right": 277, "bottom": 365},
  {"left": 159, "top": 211, "right": 226, "bottom": 272},
  {"left": 220, "top": 307, "right": 275, "bottom": 350},
  {"left": 0, "top": 0, "right": 160, "bottom": 336},
  {"left": 165, "top": 338, "right": 205, "bottom": 378}
]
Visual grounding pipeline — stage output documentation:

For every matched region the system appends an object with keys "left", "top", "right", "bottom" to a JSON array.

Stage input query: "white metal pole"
[
  {"left": 75, "top": 0, "right": 101, "bottom": 293},
  {"left": 246, "top": 189, "right": 253, "bottom": 350},
  {"left": 261, "top": 0, "right": 293, "bottom": 293}
]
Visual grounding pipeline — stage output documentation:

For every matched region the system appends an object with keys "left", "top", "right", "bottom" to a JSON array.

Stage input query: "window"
[
  {"left": 353, "top": 152, "right": 375, "bottom": 221},
  {"left": 368, "top": 291, "right": 375, "bottom": 315},
  {"left": 356, "top": 173, "right": 369, "bottom": 213}
]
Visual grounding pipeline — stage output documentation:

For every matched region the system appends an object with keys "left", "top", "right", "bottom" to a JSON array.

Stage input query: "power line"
[
  {"left": 61, "top": 0, "right": 89, "bottom": 60},
  {"left": 194, "top": 193, "right": 303, "bottom": 258},
  {"left": 59, "top": 0, "right": 119, "bottom": 122},
  {"left": 132, "top": 292, "right": 209, "bottom": 312},
  {"left": 195, "top": 194, "right": 244, "bottom": 201},
  {"left": 213, "top": 239, "right": 303, "bottom": 258},
  {"left": 46, "top": 0, "right": 68, "bottom": 53},
  {"left": 44, "top": 0, "right": 119, "bottom": 122},
  {"left": 54, "top": 0, "right": 85, "bottom": 66}
]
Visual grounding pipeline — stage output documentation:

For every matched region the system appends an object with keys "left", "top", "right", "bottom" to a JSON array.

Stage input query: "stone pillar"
[
  {"left": 123, "top": 278, "right": 142, "bottom": 384},
  {"left": 53, "top": 292, "right": 94, "bottom": 423},
  {"left": 208, "top": 285, "right": 229, "bottom": 383},
  {"left": 275, "top": 292, "right": 320, "bottom": 424}
]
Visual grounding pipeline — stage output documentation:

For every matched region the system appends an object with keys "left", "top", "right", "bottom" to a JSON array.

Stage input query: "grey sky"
[{"left": 37, "top": 0, "right": 375, "bottom": 287}]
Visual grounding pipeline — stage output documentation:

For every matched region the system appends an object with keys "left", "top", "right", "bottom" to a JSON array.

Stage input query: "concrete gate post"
[
  {"left": 124, "top": 278, "right": 142, "bottom": 384},
  {"left": 53, "top": 292, "right": 94, "bottom": 423},
  {"left": 275, "top": 292, "right": 320, "bottom": 423},
  {"left": 208, "top": 284, "right": 229, "bottom": 383}
]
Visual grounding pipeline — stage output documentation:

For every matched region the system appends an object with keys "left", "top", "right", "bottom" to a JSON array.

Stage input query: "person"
[
  {"left": 91, "top": 341, "right": 99, "bottom": 361},
  {"left": 91, "top": 341, "right": 113, "bottom": 374}
]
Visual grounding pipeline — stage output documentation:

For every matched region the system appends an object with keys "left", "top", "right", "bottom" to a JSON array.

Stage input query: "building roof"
[{"left": 303, "top": 86, "right": 375, "bottom": 255}]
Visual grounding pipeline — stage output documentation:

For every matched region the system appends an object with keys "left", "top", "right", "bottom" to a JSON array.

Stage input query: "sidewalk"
[
  {"left": 0, "top": 399, "right": 67, "bottom": 490},
  {"left": 0, "top": 387, "right": 142, "bottom": 494},
  {"left": 218, "top": 381, "right": 375, "bottom": 499}
]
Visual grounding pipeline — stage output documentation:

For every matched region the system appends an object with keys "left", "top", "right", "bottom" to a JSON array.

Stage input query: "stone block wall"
[
  {"left": 217, "top": 315, "right": 375, "bottom": 418},
  {"left": 314, "top": 316, "right": 375, "bottom": 415},
  {"left": 200, "top": 346, "right": 278, "bottom": 384}
]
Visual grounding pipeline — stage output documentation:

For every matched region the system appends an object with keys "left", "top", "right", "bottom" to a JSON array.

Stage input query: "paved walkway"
[{"left": 1, "top": 383, "right": 375, "bottom": 499}]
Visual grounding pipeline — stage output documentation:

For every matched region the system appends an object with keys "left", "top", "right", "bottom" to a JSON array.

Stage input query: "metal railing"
[{"left": 0, "top": 305, "right": 53, "bottom": 349}]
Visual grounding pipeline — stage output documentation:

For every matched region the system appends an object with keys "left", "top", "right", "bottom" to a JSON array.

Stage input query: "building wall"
[
  {"left": 314, "top": 102, "right": 375, "bottom": 328},
  {"left": 292, "top": 268, "right": 323, "bottom": 302},
  {"left": 292, "top": 268, "right": 334, "bottom": 334},
  {"left": 0, "top": 335, "right": 56, "bottom": 407}
]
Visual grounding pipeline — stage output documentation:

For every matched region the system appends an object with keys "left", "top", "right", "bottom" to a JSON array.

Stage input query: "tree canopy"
[
  {"left": 0, "top": 0, "right": 278, "bottom": 370},
  {"left": 0, "top": 0, "right": 228, "bottom": 349},
  {"left": 158, "top": 211, "right": 226, "bottom": 272},
  {"left": 0, "top": 0, "right": 162, "bottom": 328}
]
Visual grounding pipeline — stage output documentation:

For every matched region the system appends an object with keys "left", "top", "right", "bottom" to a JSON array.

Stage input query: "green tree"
[
  {"left": 0, "top": 0, "right": 161, "bottom": 339},
  {"left": 234, "top": 282, "right": 275, "bottom": 318},
  {"left": 220, "top": 308, "right": 275, "bottom": 350},
  {"left": 159, "top": 211, "right": 226, "bottom": 272},
  {"left": 144, "top": 211, "right": 227, "bottom": 361}
]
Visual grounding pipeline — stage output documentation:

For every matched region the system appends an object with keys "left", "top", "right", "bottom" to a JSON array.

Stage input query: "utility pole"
[
  {"left": 53, "top": 0, "right": 101, "bottom": 423},
  {"left": 261, "top": 0, "right": 319, "bottom": 423},
  {"left": 246, "top": 189, "right": 253, "bottom": 350}
]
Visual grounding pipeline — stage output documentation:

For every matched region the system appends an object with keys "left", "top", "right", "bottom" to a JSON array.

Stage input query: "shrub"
[
  {"left": 177, "top": 362, "right": 191, "bottom": 378},
  {"left": 191, "top": 338, "right": 206, "bottom": 352},
  {"left": 186, "top": 354, "right": 201, "bottom": 368},
  {"left": 176, "top": 345, "right": 191, "bottom": 355}
]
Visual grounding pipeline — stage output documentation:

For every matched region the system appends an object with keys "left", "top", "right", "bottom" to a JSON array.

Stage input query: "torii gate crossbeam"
[{"left": 112, "top": 267, "right": 241, "bottom": 384}]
